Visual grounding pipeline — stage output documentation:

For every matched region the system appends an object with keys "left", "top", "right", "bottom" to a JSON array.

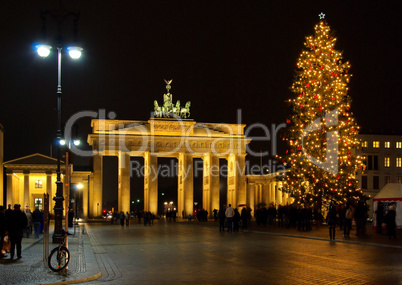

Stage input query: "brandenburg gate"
[{"left": 87, "top": 81, "right": 251, "bottom": 217}]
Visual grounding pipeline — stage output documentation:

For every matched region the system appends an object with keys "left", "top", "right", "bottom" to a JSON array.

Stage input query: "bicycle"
[{"left": 48, "top": 229, "right": 71, "bottom": 272}]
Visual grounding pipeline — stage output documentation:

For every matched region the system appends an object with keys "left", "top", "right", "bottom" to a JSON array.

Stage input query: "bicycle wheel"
[{"left": 48, "top": 246, "right": 71, "bottom": 272}]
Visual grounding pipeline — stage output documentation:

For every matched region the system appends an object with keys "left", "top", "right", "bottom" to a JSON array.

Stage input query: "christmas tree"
[{"left": 278, "top": 13, "right": 364, "bottom": 208}]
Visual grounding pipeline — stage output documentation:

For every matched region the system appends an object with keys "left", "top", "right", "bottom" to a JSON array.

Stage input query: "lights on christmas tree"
[{"left": 278, "top": 16, "right": 365, "bottom": 208}]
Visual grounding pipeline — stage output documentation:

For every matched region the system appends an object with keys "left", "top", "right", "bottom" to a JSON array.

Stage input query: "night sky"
[{"left": 1, "top": 1, "right": 402, "bottom": 207}]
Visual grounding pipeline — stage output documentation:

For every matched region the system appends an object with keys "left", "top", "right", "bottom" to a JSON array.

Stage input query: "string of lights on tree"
[{"left": 277, "top": 13, "right": 365, "bottom": 208}]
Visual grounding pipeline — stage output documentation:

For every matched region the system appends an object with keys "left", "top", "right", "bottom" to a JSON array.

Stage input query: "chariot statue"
[{"left": 153, "top": 80, "right": 191, "bottom": 119}]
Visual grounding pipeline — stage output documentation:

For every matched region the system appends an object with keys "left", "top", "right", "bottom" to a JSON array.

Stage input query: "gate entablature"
[{"left": 88, "top": 118, "right": 249, "bottom": 156}]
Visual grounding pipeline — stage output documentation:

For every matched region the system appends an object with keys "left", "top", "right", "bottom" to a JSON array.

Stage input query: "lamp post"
[{"left": 36, "top": 10, "right": 82, "bottom": 243}]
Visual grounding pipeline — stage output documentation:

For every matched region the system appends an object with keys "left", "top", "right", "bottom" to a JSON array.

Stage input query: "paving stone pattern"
[{"left": 0, "top": 225, "right": 87, "bottom": 285}]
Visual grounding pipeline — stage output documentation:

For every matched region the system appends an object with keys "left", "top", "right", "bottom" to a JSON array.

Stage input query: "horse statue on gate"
[
  {"left": 180, "top": 101, "right": 191, "bottom": 118},
  {"left": 154, "top": 100, "right": 162, "bottom": 117}
]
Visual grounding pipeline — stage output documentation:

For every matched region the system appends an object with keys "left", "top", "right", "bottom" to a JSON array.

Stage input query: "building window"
[
  {"left": 361, "top": 176, "right": 368, "bottom": 189},
  {"left": 385, "top": 157, "right": 390, "bottom": 168},
  {"left": 373, "top": 141, "right": 380, "bottom": 148},
  {"left": 398, "top": 176, "right": 402, "bottom": 183},
  {"left": 397, "top": 142, "right": 402, "bottom": 149},
  {"left": 385, "top": 142, "right": 390, "bottom": 148},
  {"left": 367, "top": 155, "right": 379, "bottom": 170},
  {"left": 385, "top": 176, "right": 391, "bottom": 184},
  {"left": 361, "top": 141, "right": 368, "bottom": 148},
  {"left": 35, "top": 180, "right": 43, "bottom": 188},
  {"left": 373, "top": 176, "right": 379, "bottom": 189},
  {"left": 397, "top": 157, "right": 402, "bottom": 168}
]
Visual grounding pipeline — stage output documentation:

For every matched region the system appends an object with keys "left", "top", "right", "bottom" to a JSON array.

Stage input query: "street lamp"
[{"left": 36, "top": 9, "right": 83, "bottom": 243}]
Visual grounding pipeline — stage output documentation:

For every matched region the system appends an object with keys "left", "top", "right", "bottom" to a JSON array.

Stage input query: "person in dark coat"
[
  {"left": 218, "top": 206, "right": 226, "bottom": 232},
  {"left": 7, "top": 204, "right": 28, "bottom": 259},
  {"left": 233, "top": 209, "right": 240, "bottom": 232},
  {"left": 385, "top": 205, "right": 396, "bottom": 239},
  {"left": 241, "top": 207, "right": 248, "bottom": 230},
  {"left": 32, "top": 207, "right": 42, "bottom": 238},
  {"left": 5, "top": 204, "right": 12, "bottom": 220},
  {"left": 326, "top": 204, "right": 337, "bottom": 240},
  {"left": 0, "top": 206, "right": 6, "bottom": 258},
  {"left": 375, "top": 202, "right": 384, "bottom": 233}
]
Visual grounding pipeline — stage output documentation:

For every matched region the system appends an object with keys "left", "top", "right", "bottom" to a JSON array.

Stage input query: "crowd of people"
[
  {"left": 0, "top": 204, "right": 45, "bottom": 260},
  {"left": 109, "top": 211, "right": 157, "bottom": 226},
  {"left": 214, "top": 201, "right": 397, "bottom": 240}
]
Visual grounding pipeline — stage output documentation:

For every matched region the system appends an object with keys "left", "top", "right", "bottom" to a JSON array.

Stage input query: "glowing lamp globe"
[
  {"left": 67, "top": 46, "right": 83, "bottom": 59},
  {"left": 36, "top": 45, "right": 52, "bottom": 57}
]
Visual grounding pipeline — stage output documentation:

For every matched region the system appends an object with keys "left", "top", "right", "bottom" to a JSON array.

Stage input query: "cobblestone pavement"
[
  {"left": 1, "top": 220, "right": 401, "bottom": 285},
  {"left": 0, "top": 224, "right": 100, "bottom": 285},
  {"left": 84, "top": 220, "right": 402, "bottom": 285}
]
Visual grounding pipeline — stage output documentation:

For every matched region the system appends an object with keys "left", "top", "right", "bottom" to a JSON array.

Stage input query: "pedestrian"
[
  {"left": 297, "top": 204, "right": 305, "bottom": 231},
  {"left": 277, "top": 205, "right": 284, "bottom": 228},
  {"left": 304, "top": 205, "right": 312, "bottom": 231},
  {"left": 143, "top": 211, "right": 148, "bottom": 226},
  {"left": 0, "top": 206, "right": 7, "bottom": 258},
  {"left": 172, "top": 210, "right": 177, "bottom": 222},
  {"left": 32, "top": 207, "right": 42, "bottom": 238},
  {"left": 119, "top": 212, "right": 125, "bottom": 227},
  {"left": 338, "top": 203, "right": 345, "bottom": 231},
  {"left": 326, "top": 204, "right": 337, "bottom": 240},
  {"left": 213, "top": 209, "right": 218, "bottom": 221},
  {"left": 375, "top": 202, "right": 384, "bottom": 233},
  {"left": 267, "top": 203, "right": 276, "bottom": 227},
  {"left": 7, "top": 204, "right": 28, "bottom": 259},
  {"left": 5, "top": 204, "right": 12, "bottom": 220},
  {"left": 125, "top": 212, "right": 130, "bottom": 226},
  {"left": 25, "top": 209, "right": 33, "bottom": 238},
  {"left": 218, "top": 206, "right": 226, "bottom": 232},
  {"left": 151, "top": 213, "right": 156, "bottom": 225},
  {"left": 233, "top": 209, "right": 240, "bottom": 232},
  {"left": 354, "top": 201, "right": 367, "bottom": 236},
  {"left": 225, "top": 204, "right": 235, "bottom": 232},
  {"left": 343, "top": 204, "right": 353, "bottom": 237},
  {"left": 385, "top": 205, "right": 397, "bottom": 239},
  {"left": 241, "top": 207, "right": 248, "bottom": 230}
]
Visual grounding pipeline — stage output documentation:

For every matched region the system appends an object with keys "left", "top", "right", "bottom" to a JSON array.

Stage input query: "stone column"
[
  {"left": 227, "top": 154, "right": 237, "bottom": 207},
  {"left": 23, "top": 171, "right": 30, "bottom": 210},
  {"left": 83, "top": 175, "right": 92, "bottom": 218},
  {"left": 277, "top": 182, "right": 283, "bottom": 205},
  {"left": 202, "top": 153, "right": 219, "bottom": 216},
  {"left": 178, "top": 153, "right": 193, "bottom": 218},
  {"left": 202, "top": 154, "right": 210, "bottom": 215},
  {"left": 248, "top": 183, "right": 255, "bottom": 214},
  {"left": 144, "top": 152, "right": 158, "bottom": 214},
  {"left": 118, "top": 152, "right": 131, "bottom": 213},
  {"left": 273, "top": 182, "right": 278, "bottom": 206},
  {"left": 46, "top": 172, "right": 53, "bottom": 213},
  {"left": 210, "top": 155, "right": 219, "bottom": 215},
  {"left": 270, "top": 182, "right": 275, "bottom": 205},
  {"left": 6, "top": 170, "right": 13, "bottom": 206},
  {"left": 236, "top": 154, "right": 247, "bottom": 207},
  {"left": 260, "top": 184, "right": 264, "bottom": 204},
  {"left": 91, "top": 154, "right": 103, "bottom": 217},
  {"left": 262, "top": 183, "right": 269, "bottom": 206}
]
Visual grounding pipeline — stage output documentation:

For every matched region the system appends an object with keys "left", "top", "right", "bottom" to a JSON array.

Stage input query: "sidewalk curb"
[{"left": 39, "top": 272, "right": 102, "bottom": 285}]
